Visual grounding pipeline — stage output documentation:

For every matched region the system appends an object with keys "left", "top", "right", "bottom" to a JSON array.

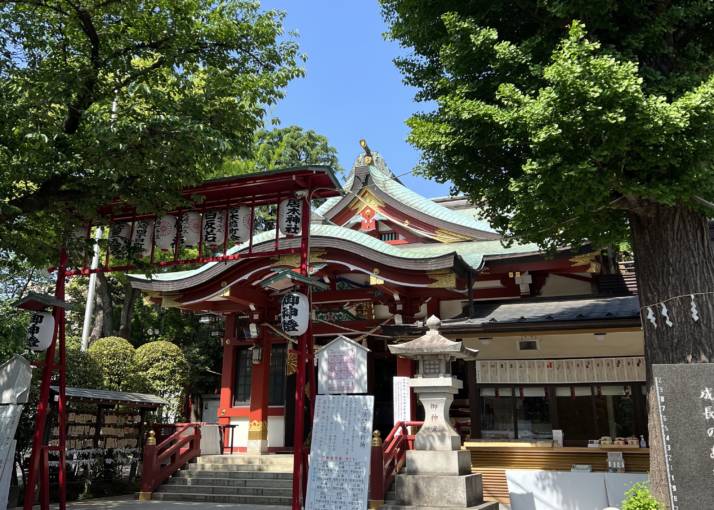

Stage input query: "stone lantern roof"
[{"left": 388, "top": 315, "right": 479, "bottom": 361}]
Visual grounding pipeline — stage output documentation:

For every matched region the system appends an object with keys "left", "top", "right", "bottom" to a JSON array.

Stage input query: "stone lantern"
[{"left": 385, "top": 315, "right": 496, "bottom": 510}]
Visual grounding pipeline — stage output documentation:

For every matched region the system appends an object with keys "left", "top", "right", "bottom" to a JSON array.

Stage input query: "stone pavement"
[{"left": 29, "top": 494, "right": 290, "bottom": 509}]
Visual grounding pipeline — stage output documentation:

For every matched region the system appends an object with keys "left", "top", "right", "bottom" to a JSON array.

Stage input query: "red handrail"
[
  {"left": 140, "top": 422, "right": 202, "bottom": 498},
  {"left": 370, "top": 421, "right": 422, "bottom": 503}
]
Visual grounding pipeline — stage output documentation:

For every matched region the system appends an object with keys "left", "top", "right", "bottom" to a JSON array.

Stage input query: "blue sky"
[{"left": 260, "top": 0, "right": 453, "bottom": 198}]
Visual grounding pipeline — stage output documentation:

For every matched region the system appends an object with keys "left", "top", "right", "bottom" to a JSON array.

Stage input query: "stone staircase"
[{"left": 151, "top": 454, "right": 293, "bottom": 506}]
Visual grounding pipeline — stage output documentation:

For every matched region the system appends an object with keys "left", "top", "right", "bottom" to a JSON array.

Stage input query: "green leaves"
[
  {"left": 0, "top": 0, "right": 303, "bottom": 266},
  {"left": 217, "top": 125, "right": 342, "bottom": 177},
  {"left": 381, "top": 2, "right": 714, "bottom": 249}
]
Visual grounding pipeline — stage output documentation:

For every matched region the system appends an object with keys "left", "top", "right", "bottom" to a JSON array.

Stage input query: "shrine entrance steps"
[{"left": 150, "top": 454, "right": 293, "bottom": 506}]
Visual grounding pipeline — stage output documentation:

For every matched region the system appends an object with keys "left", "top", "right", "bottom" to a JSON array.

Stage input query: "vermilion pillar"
[
  {"left": 219, "top": 314, "right": 237, "bottom": 449},
  {"left": 247, "top": 337, "right": 271, "bottom": 453}
]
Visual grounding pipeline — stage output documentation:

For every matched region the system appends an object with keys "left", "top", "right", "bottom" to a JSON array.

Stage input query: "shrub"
[
  {"left": 87, "top": 337, "right": 139, "bottom": 391},
  {"left": 134, "top": 340, "right": 189, "bottom": 421},
  {"left": 621, "top": 482, "right": 663, "bottom": 510},
  {"left": 66, "top": 337, "right": 104, "bottom": 389}
]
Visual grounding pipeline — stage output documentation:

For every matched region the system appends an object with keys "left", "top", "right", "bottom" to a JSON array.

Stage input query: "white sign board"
[
  {"left": 317, "top": 336, "right": 369, "bottom": 395},
  {"left": 305, "top": 395, "right": 374, "bottom": 510},
  {"left": 393, "top": 376, "right": 412, "bottom": 425}
]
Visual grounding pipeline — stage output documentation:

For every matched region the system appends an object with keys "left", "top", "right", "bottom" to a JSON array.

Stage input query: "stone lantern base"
[{"left": 381, "top": 450, "right": 498, "bottom": 510}]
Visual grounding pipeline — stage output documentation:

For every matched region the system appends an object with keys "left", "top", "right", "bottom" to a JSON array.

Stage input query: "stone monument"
[{"left": 385, "top": 316, "right": 497, "bottom": 510}]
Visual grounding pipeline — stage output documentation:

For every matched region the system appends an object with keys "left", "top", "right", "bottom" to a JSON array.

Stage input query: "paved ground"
[{"left": 28, "top": 495, "right": 290, "bottom": 510}]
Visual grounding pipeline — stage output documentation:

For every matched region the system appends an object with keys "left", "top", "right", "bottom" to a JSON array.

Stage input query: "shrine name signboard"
[
  {"left": 653, "top": 363, "right": 714, "bottom": 510},
  {"left": 317, "top": 335, "right": 369, "bottom": 395},
  {"left": 305, "top": 394, "right": 374, "bottom": 510}
]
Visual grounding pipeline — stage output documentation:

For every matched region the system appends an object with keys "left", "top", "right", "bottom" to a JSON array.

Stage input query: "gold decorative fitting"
[
  {"left": 349, "top": 189, "right": 383, "bottom": 212},
  {"left": 427, "top": 271, "right": 456, "bottom": 288},
  {"left": 249, "top": 420, "right": 266, "bottom": 432},
  {"left": 434, "top": 228, "right": 471, "bottom": 243},
  {"left": 146, "top": 430, "right": 156, "bottom": 446},
  {"left": 372, "top": 430, "right": 382, "bottom": 447},
  {"left": 286, "top": 350, "right": 298, "bottom": 375},
  {"left": 569, "top": 251, "right": 601, "bottom": 272},
  {"left": 273, "top": 249, "right": 326, "bottom": 269}
]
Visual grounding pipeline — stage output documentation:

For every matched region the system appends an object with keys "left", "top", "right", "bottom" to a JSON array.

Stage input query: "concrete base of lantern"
[
  {"left": 406, "top": 450, "right": 472, "bottom": 476},
  {"left": 394, "top": 473, "right": 485, "bottom": 507}
]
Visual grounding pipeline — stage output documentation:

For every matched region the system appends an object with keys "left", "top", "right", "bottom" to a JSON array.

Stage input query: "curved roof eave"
[{"left": 127, "top": 224, "right": 491, "bottom": 293}]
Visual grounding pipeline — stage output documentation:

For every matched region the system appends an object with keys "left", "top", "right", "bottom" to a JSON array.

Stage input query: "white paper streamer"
[
  {"left": 646, "top": 306, "right": 657, "bottom": 328},
  {"left": 691, "top": 294, "right": 700, "bottom": 322},
  {"left": 660, "top": 303, "right": 673, "bottom": 327}
]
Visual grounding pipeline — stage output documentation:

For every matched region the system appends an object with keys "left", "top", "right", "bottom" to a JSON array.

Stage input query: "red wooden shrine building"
[{"left": 129, "top": 146, "right": 645, "bottom": 452}]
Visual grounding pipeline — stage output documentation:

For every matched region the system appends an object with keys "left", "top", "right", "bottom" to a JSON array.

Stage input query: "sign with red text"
[{"left": 317, "top": 336, "right": 369, "bottom": 395}]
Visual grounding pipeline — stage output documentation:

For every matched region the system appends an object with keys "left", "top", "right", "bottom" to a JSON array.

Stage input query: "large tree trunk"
[
  {"left": 629, "top": 201, "right": 714, "bottom": 507},
  {"left": 118, "top": 280, "right": 136, "bottom": 339},
  {"left": 90, "top": 271, "right": 114, "bottom": 340}
]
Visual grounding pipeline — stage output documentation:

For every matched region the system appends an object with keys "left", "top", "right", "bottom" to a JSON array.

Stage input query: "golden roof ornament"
[{"left": 360, "top": 138, "right": 373, "bottom": 165}]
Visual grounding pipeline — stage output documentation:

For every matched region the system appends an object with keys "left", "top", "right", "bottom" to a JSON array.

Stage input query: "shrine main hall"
[{"left": 130, "top": 148, "right": 644, "bottom": 454}]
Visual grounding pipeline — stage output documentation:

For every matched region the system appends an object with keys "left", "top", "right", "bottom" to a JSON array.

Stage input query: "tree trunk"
[
  {"left": 629, "top": 201, "right": 714, "bottom": 507},
  {"left": 90, "top": 271, "right": 114, "bottom": 340},
  {"left": 118, "top": 280, "right": 136, "bottom": 339}
]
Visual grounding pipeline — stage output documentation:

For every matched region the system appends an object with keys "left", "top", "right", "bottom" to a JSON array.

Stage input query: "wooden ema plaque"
[
  {"left": 305, "top": 395, "right": 374, "bottom": 510},
  {"left": 653, "top": 363, "right": 714, "bottom": 510}
]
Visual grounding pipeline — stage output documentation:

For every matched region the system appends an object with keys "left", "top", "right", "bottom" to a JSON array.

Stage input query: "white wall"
[
  {"left": 539, "top": 273, "right": 593, "bottom": 297},
  {"left": 440, "top": 300, "right": 464, "bottom": 320},
  {"left": 229, "top": 417, "right": 249, "bottom": 448},
  {"left": 464, "top": 330, "right": 644, "bottom": 359},
  {"left": 268, "top": 415, "right": 285, "bottom": 448}
]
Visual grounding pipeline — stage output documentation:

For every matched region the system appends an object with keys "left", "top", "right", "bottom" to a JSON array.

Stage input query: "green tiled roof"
[
  {"left": 128, "top": 224, "right": 540, "bottom": 284},
  {"left": 367, "top": 164, "right": 496, "bottom": 233}
]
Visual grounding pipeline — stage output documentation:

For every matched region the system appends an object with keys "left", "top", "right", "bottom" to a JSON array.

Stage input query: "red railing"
[
  {"left": 139, "top": 422, "right": 202, "bottom": 497},
  {"left": 370, "top": 421, "right": 422, "bottom": 503}
]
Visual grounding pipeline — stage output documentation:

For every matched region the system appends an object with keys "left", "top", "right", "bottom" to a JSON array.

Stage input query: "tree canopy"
[
  {"left": 218, "top": 125, "right": 342, "bottom": 176},
  {"left": 0, "top": 0, "right": 303, "bottom": 266},
  {"left": 380, "top": 1, "right": 714, "bottom": 249},
  {"left": 381, "top": 2, "right": 714, "bottom": 502}
]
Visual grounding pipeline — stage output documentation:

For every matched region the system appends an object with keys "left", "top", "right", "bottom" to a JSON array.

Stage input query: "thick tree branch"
[{"left": 62, "top": 6, "right": 101, "bottom": 135}]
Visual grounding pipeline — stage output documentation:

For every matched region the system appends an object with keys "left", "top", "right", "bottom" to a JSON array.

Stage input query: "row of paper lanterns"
[{"left": 105, "top": 198, "right": 303, "bottom": 257}]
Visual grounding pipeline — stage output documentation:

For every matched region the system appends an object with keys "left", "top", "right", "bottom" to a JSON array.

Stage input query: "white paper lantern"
[
  {"left": 27, "top": 311, "right": 55, "bottom": 351},
  {"left": 228, "top": 206, "right": 251, "bottom": 244},
  {"left": 180, "top": 212, "right": 202, "bottom": 248},
  {"left": 281, "top": 292, "right": 309, "bottom": 336},
  {"left": 202, "top": 210, "right": 226, "bottom": 248},
  {"left": 155, "top": 215, "right": 177, "bottom": 251},
  {"left": 279, "top": 198, "right": 303, "bottom": 236},
  {"left": 108, "top": 222, "right": 131, "bottom": 257},
  {"left": 131, "top": 219, "right": 154, "bottom": 257}
]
